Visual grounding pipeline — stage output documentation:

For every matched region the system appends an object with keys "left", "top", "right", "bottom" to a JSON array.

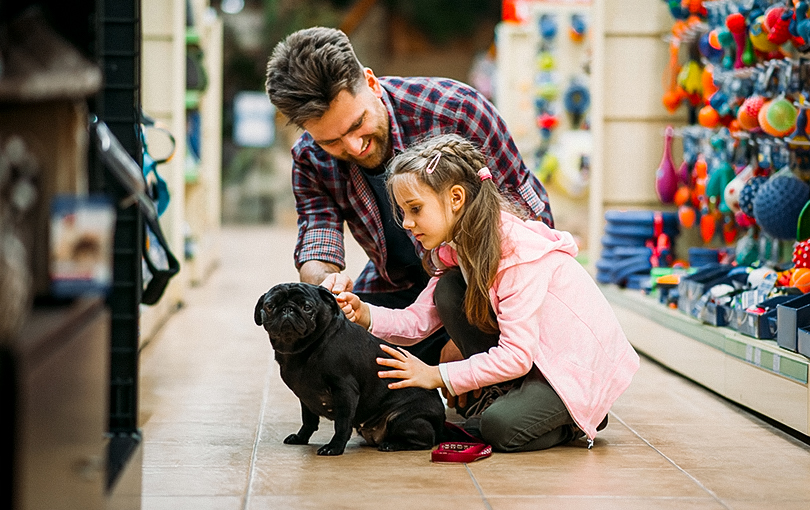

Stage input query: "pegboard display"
[
  {"left": 657, "top": 0, "right": 810, "bottom": 272},
  {"left": 495, "top": 0, "right": 593, "bottom": 244}
]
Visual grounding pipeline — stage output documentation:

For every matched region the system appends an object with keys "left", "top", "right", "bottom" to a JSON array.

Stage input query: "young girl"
[{"left": 336, "top": 133, "right": 639, "bottom": 451}]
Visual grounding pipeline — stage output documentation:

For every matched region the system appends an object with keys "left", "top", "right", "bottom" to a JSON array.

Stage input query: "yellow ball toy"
[{"left": 749, "top": 15, "right": 781, "bottom": 53}]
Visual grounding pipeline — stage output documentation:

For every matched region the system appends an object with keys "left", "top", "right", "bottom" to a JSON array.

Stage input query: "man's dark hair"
[{"left": 265, "top": 27, "right": 366, "bottom": 126}]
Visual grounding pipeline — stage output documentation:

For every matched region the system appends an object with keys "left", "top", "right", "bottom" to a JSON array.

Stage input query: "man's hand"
[
  {"left": 439, "top": 340, "right": 481, "bottom": 410},
  {"left": 320, "top": 272, "right": 354, "bottom": 294},
  {"left": 299, "top": 260, "right": 346, "bottom": 288}
]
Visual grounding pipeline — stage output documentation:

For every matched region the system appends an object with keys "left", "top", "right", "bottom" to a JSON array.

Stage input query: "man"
[{"left": 265, "top": 26, "right": 553, "bottom": 366}]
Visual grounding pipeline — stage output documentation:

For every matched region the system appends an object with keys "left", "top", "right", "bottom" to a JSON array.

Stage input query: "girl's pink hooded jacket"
[{"left": 367, "top": 211, "right": 640, "bottom": 440}]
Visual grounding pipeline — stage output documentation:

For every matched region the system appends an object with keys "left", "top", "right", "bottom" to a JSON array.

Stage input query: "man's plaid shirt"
[{"left": 290, "top": 76, "right": 554, "bottom": 294}]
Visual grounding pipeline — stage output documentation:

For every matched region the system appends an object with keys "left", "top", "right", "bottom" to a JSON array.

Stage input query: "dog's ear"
[
  {"left": 316, "top": 285, "right": 341, "bottom": 315},
  {"left": 254, "top": 293, "right": 267, "bottom": 325}
]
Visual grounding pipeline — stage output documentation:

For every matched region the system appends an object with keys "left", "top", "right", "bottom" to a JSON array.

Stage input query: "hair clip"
[
  {"left": 478, "top": 167, "right": 493, "bottom": 181},
  {"left": 425, "top": 152, "right": 442, "bottom": 174}
]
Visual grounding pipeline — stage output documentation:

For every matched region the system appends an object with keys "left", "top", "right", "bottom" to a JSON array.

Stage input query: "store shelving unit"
[
  {"left": 140, "top": 0, "right": 222, "bottom": 342},
  {"left": 183, "top": 0, "right": 223, "bottom": 288},
  {"left": 605, "top": 286, "right": 810, "bottom": 436}
]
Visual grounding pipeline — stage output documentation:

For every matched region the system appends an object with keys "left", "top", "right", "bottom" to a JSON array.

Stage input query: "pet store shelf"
[{"left": 603, "top": 285, "right": 810, "bottom": 437}]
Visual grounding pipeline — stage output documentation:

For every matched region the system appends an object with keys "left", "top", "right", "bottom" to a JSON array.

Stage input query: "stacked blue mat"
[{"left": 595, "top": 210, "right": 679, "bottom": 289}]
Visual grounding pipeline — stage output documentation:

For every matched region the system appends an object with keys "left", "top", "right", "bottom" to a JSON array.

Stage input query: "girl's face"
[{"left": 392, "top": 175, "right": 464, "bottom": 250}]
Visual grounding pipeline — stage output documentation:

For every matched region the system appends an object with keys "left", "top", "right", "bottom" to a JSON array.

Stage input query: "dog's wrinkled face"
[{"left": 254, "top": 283, "right": 341, "bottom": 354}]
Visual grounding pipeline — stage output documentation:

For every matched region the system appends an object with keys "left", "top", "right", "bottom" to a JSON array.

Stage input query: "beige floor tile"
[
  {"left": 141, "top": 465, "right": 249, "bottom": 497},
  {"left": 470, "top": 463, "right": 710, "bottom": 499},
  {"left": 625, "top": 422, "right": 802, "bottom": 449},
  {"left": 653, "top": 442, "right": 810, "bottom": 471},
  {"left": 725, "top": 500, "right": 810, "bottom": 510},
  {"left": 486, "top": 496, "right": 728, "bottom": 510},
  {"left": 141, "top": 496, "right": 243, "bottom": 510},
  {"left": 140, "top": 400, "right": 264, "bottom": 427},
  {"left": 247, "top": 495, "right": 489, "bottom": 509},
  {"left": 686, "top": 467, "right": 810, "bottom": 502},
  {"left": 142, "top": 443, "right": 253, "bottom": 468},
  {"left": 249, "top": 443, "right": 478, "bottom": 496},
  {"left": 143, "top": 420, "right": 257, "bottom": 446},
  {"left": 611, "top": 359, "right": 761, "bottom": 427}
]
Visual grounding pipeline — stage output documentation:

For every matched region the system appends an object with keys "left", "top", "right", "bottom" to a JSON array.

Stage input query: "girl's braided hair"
[{"left": 386, "top": 133, "right": 526, "bottom": 333}]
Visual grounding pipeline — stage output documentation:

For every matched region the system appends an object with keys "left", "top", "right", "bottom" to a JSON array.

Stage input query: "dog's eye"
[{"left": 303, "top": 303, "right": 312, "bottom": 312}]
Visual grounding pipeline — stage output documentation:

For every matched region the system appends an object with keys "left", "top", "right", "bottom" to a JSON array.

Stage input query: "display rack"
[
  {"left": 183, "top": 0, "right": 223, "bottom": 287},
  {"left": 0, "top": 0, "right": 143, "bottom": 507},
  {"left": 605, "top": 285, "right": 810, "bottom": 436},
  {"left": 495, "top": 0, "right": 593, "bottom": 243},
  {"left": 140, "top": 0, "right": 223, "bottom": 342}
]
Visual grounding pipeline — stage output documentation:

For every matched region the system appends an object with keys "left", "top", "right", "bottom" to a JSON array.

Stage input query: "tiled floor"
[{"left": 139, "top": 225, "right": 810, "bottom": 510}]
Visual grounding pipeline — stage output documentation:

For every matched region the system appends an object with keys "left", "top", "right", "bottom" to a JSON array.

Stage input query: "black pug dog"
[{"left": 254, "top": 282, "right": 446, "bottom": 456}]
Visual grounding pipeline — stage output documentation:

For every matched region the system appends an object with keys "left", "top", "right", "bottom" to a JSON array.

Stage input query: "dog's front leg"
[
  {"left": 284, "top": 400, "right": 319, "bottom": 445},
  {"left": 317, "top": 385, "right": 359, "bottom": 456}
]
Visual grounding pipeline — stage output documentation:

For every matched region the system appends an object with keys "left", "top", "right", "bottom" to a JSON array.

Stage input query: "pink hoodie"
[{"left": 368, "top": 211, "right": 639, "bottom": 440}]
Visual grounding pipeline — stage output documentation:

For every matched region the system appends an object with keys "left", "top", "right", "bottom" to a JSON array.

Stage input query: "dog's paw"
[
  {"left": 377, "top": 442, "right": 399, "bottom": 452},
  {"left": 283, "top": 433, "right": 309, "bottom": 445},
  {"left": 316, "top": 443, "right": 345, "bottom": 456}
]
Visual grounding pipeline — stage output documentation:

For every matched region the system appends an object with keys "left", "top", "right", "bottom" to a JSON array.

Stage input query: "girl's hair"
[{"left": 386, "top": 133, "right": 525, "bottom": 333}]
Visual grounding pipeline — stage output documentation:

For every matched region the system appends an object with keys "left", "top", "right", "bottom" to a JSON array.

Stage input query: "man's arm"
[{"left": 299, "top": 260, "right": 341, "bottom": 285}]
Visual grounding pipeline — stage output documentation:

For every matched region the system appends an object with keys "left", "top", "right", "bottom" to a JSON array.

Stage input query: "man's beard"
[{"left": 345, "top": 129, "right": 392, "bottom": 170}]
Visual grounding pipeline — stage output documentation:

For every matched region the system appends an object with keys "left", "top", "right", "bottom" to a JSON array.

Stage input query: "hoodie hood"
[
  {"left": 431, "top": 211, "right": 579, "bottom": 274},
  {"left": 498, "top": 211, "right": 578, "bottom": 271}
]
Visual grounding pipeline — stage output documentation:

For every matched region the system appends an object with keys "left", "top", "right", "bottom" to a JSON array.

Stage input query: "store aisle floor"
[{"left": 139, "top": 225, "right": 810, "bottom": 510}]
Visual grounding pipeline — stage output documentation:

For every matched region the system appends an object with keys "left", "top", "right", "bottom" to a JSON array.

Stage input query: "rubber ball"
[
  {"left": 763, "top": 97, "right": 797, "bottom": 137},
  {"left": 753, "top": 174, "right": 810, "bottom": 240},
  {"left": 794, "top": 239, "right": 810, "bottom": 269},
  {"left": 791, "top": 267, "right": 810, "bottom": 293},
  {"left": 738, "top": 176, "right": 767, "bottom": 217}
]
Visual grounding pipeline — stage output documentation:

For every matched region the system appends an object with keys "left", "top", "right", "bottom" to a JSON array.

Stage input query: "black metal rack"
[
  {"left": 0, "top": 0, "right": 146, "bottom": 503},
  {"left": 89, "top": 0, "right": 143, "bottom": 489}
]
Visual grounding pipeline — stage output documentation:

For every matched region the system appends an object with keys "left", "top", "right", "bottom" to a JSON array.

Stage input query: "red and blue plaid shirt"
[{"left": 290, "top": 76, "right": 554, "bottom": 293}]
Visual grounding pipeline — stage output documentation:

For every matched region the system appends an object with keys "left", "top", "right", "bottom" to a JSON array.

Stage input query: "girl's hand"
[
  {"left": 377, "top": 344, "right": 443, "bottom": 390},
  {"left": 335, "top": 291, "right": 370, "bottom": 330}
]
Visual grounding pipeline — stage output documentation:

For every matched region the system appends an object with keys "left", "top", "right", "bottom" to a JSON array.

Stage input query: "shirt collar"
[{"left": 379, "top": 80, "right": 407, "bottom": 155}]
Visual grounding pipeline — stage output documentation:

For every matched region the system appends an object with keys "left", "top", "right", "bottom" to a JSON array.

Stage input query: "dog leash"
[{"left": 431, "top": 422, "right": 492, "bottom": 463}]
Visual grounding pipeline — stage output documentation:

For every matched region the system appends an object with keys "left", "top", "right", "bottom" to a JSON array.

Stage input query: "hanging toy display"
[
  {"left": 658, "top": 0, "right": 810, "bottom": 276},
  {"left": 788, "top": 94, "right": 810, "bottom": 179},
  {"left": 723, "top": 163, "right": 753, "bottom": 213},
  {"left": 759, "top": 96, "right": 798, "bottom": 137},
  {"left": 526, "top": 1, "right": 592, "bottom": 210},
  {"left": 737, "top": 95, "right": 764, "bottom": 131}
]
